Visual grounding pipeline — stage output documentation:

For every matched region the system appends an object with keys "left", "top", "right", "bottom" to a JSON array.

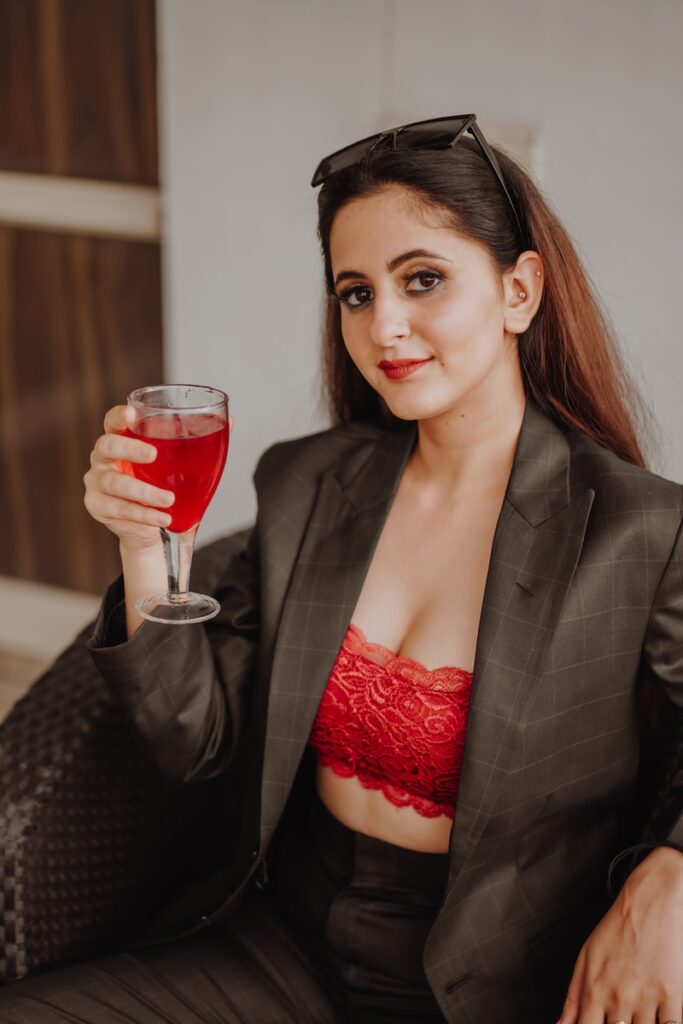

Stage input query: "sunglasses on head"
[{"left": 311, "top": 113, "right": 529, "bottom": 248}]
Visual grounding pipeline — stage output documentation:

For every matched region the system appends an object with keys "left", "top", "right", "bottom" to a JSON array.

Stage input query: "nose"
[{"left": 368, "top": 290, "right": 411, "bottom": 348}]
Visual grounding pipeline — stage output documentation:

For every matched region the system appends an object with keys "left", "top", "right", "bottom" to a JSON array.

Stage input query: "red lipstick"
[{"left": 378, "top": 358, "right": 432, "bottom": 380}]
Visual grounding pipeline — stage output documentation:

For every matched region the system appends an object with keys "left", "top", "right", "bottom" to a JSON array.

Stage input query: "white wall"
[{"left": 157, "top": 0, "right": 683, "bottom": 542}]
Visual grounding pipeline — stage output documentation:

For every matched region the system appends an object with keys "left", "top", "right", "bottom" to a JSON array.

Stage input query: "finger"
[
  {"left": 602, "top": 988, "right": 637, "bottom": 1024},
  {"left": 91, "top": 432, "right": 157, "bottom": 467},
  {"left": 85, "top": 490, "right": 172, "bottom": 528},
  {"left": 630, "top": 1009, "right": 656, "bottom": 1024},
  {"left": 557, "top": 948, "right": 587, "bottom": 1023},
  {"left": 655, "top": 995, "right": 683, "bottom": 1024},
  {"left": 228, "top": 414, "right": 234, "bottom": 431},
  {"left": 574, "top": 999, "right": 609, "bottom": 1024},
  {"left": 97, "top": 468, "right": 174, "bottom": 509},
  {"left": 103, "top": 404, "right": 135, "bottom": 434}
]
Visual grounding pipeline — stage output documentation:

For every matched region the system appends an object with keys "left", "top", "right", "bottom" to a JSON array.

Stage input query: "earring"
[
  {"left": 518, "top": 291, "right": 526, "bottom": 299},
  {"left": 535, "top": 271, "right": 541, "bottom": 277}
]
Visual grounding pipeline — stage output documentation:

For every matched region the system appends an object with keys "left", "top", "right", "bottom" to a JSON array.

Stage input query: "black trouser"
[{"left": 0, "top": 792, "right": 448, "bottom": 1023}]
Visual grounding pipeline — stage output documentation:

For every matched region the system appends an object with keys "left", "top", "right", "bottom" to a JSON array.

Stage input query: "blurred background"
[{"left": 1, "top": 0, "right": 682, "bottom": 715}]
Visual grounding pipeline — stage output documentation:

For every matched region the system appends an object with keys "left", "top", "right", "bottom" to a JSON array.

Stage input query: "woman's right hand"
[{"left": 83, "top": 404, "right": 174, "bottom": 550}]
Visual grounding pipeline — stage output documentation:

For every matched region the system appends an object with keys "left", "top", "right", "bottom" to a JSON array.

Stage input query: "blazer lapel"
[
  {"left": 259, "top": 422, "right": 417, "bottom": 841},
  {"left": 443, "top": 398, "right": 595, "bottom": 887}
]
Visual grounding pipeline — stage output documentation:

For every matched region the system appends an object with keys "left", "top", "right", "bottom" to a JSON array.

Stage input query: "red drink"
[{"left": 124, "top": 412, "right": 228, "bottom": 533}]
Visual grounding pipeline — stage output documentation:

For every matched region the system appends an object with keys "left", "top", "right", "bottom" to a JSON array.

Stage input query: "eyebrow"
[{"left": 333, "top": 249, "right": 453, "bottom": 288}]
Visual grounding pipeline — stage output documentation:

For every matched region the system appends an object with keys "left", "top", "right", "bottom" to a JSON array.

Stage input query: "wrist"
[
  {"left": 119, "top": 536, "right": 164, "bottom": 561},
  {"left": 118, "top": 537, "right": 167, "bottom": 639},
  {"left": 626, "top": 845, "right": 683, "bottom": 894}
]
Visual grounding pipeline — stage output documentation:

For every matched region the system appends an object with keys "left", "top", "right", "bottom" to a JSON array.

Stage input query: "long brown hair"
[{"left": 315, "top": 140, "right": 655, "bottom": 468}]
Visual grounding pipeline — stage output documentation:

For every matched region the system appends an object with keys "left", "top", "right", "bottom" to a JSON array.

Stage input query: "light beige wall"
[{"left": 157, "top": 0, "right": 683, "bottom": 541}]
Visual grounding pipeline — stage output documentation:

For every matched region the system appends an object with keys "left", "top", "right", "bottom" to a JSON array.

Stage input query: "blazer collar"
[{"left": 334, "top": 393, "right": 572, "bottom": 526}]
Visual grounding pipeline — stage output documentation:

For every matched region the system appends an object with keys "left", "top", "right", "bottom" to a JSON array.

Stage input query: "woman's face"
[{"left": 329, "top": 186, "right": 537, "bottom": 424}]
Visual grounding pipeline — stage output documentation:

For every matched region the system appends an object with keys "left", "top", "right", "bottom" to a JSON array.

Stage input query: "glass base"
[{"left": 135, "top": 591, "right": 220, "bottom": 624}]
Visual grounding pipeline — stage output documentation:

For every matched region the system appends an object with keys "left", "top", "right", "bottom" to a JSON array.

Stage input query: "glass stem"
[{"left": 161, "top": 526, "right": 198, "bottom": 599}]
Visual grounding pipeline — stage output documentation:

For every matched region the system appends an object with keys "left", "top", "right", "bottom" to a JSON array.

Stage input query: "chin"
[
  {"left": 382, "top": 392, "right": 450, "bottom": 424},
  {"left": 378, "top": 396, "right": 413, "bottom": 421}
]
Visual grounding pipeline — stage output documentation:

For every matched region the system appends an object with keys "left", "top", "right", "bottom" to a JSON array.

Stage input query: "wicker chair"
[{"left": 0, "top": 529, "right": 250, "bottom": 983}]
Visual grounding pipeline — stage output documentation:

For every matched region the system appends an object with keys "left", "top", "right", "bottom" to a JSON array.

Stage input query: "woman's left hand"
[{"left": 557, "top": 846, "right": 683, "bottom": 1024}]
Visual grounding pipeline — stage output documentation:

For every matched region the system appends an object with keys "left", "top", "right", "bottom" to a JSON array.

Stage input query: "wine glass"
[{"left": 124, "top": 384, "right": 229, "bottom": 624}]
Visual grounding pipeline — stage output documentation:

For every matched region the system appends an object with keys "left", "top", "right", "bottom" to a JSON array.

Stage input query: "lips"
[{"left": 378, "top": 358, "right": 432, "bottom": 380}]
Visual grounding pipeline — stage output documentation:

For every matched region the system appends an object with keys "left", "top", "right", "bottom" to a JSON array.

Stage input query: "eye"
[
  {"left": 337, "top": 285, "right": 373, "bottom": 309},
  {"left": 404, "top": 270, "right": 444, "bottom": 293}
]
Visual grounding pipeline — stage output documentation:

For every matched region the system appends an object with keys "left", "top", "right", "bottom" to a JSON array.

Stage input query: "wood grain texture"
[
  {"left": 0, "top": 0, "right": 158, "bottom": 183},
  {"left": 0, "top": 0, "right": 163, "bottom": 594},
  {"left": 0, "top": 230, "right": 35, "bottom": 580},
  {"left": 0, "top": 226, "right": 163, "bottom": 592}
]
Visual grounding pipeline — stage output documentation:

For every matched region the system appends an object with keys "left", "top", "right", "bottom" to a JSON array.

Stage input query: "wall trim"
[
  {"left": 0, "top": 575, "right": 100, "bottom": 661},
  {"left": 0, "top": 171, "right": 161, "bottom": 240}
]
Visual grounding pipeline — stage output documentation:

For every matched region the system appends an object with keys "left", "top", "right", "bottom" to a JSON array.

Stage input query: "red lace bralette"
[{"left": 308, "top": 623, "right": 473, "bottom": 820}]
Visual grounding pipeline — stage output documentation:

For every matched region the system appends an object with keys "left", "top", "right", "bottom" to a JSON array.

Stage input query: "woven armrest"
[{"left": 0, "top": 528, "right": 251, "bottom": 982}]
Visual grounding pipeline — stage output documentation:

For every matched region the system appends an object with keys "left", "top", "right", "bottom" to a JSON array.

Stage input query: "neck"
[{"left": 409, "top": 366, "right": 527, "bottom": 500}]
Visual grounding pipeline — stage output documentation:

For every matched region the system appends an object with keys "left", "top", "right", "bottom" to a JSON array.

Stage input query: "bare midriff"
[{"left": 316, "top": 763, "right": 454, "bottom": 853}]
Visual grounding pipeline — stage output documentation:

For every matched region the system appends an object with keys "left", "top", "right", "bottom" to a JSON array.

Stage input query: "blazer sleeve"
[
  {"left": 87, "top": 477, "right": 263, "bottom": 785},
  {"left": 607, "top": 510, "right": 683, "bottom": 898}
]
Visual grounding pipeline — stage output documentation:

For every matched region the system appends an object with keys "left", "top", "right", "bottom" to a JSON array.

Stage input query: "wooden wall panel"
[
  {"left": 0, "top": 227, "right": 163, "bottom": 592},
  {"left": 0, "top": 0, "right": 162, "bottom": 595},
  {"left": 0, "top": 0, "right": 158, "bottom": 183}
]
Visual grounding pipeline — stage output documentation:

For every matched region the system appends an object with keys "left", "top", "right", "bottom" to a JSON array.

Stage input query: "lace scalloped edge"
[{"left": 319, "top": 754, "right": 455, "bottom": 820}]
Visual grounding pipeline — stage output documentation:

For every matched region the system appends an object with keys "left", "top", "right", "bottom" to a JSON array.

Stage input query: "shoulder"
[
  {"left": 567, "top": 423, "right": 683, "bottom": 519},
  {"left": 253, "top": 420, "right": 384, "bottom": 494}
]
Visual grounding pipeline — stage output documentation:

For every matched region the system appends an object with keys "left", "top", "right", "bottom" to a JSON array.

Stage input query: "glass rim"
[{"left": 127, "top": 384, "right": 229, "bottom": 413}]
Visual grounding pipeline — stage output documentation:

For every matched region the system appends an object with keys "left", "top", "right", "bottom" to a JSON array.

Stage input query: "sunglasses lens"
[
  {"left": 312, "top": 137, "right": 381, "bottom": 185},
  {"left": 396, "top": 116, "right": 470, "bottom": 150}
]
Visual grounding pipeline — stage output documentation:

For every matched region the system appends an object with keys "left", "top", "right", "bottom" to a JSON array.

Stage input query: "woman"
[{"left": 2, "top": 115, "right": 682, "bottom": 1024}]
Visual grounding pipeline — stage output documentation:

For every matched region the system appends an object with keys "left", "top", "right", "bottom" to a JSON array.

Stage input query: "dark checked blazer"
[{"left": 89, "top": 392, "right": 683, "bottom": 1022}]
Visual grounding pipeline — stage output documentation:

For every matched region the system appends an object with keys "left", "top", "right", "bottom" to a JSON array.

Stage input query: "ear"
[{"left": 502, "top": 251, "right": 544, "bottom": 335}]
